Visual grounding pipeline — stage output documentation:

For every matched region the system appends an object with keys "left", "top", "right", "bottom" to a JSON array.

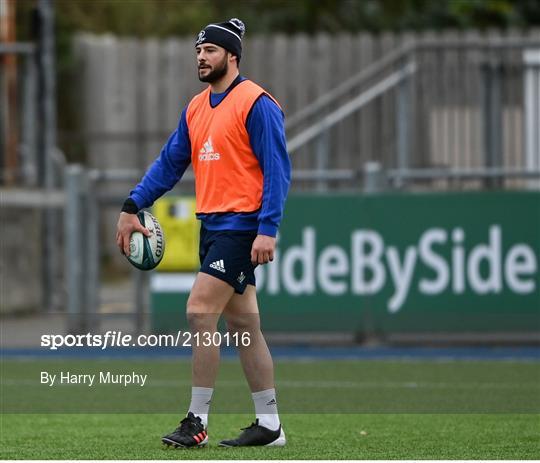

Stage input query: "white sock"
[
  {"left": 252, "top": 388, "right": 280, "bottom": 431},
  {"left": 188, "top": 386, "right": 213, "bottom": 427}
]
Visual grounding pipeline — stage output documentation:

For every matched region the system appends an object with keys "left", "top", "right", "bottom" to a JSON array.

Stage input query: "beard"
[{"left": 198, "top": 55, "right": 228, "bottom": 83}]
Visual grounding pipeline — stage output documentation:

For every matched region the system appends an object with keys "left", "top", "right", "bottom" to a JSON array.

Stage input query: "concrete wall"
[{"left": 0, "top": 208, "right": 43, "bottom": 313}]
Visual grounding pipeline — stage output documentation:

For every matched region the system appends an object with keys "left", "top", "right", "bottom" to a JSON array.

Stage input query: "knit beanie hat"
[{"left": 195, "top": 18, "right": 245, "bottom": 61}]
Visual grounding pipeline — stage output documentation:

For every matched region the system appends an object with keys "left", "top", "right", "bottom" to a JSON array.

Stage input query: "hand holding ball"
[{"left": 117, "top": 211, "right": 165, "bottom": 271}]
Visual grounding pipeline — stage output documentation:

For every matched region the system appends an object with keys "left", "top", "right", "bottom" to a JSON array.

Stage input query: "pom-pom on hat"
[{"left": 195, "top": 18, "right": 246, "bottom": 61}]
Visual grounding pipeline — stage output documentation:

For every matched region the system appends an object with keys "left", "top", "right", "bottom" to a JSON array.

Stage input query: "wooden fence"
[
  {"left": 74, "top": 29, "right": 540, "bottom": 191},
  {"left": 74, "top": 30, "right": 539, "bottom": 184}
]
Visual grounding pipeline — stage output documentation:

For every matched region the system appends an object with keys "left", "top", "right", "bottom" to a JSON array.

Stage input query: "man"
[{"left": 116, "top": 18, "right": 291, "bottom": 448}]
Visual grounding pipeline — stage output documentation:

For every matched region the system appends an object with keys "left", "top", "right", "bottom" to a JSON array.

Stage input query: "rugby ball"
[{"left": 126, "top": 211, "right": 165, "bottom": 271}]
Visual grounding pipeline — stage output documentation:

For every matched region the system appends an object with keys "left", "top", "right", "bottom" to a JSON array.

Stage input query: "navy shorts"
[{"left": 199, "top": 225, "right": 257, "bottom": 294}]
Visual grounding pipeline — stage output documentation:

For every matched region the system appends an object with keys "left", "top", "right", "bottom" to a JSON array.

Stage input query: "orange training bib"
[{"left": 186, "top": 80, "right": 280, "bottom": 214}]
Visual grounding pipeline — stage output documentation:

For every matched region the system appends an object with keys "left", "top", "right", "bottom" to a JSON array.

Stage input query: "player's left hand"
[{"left": 251, "top": 234, "right": 276, "bottom": 265}]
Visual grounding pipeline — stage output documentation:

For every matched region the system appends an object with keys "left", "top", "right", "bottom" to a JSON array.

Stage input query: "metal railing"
[
  {"left": 287, "top": 61, "right": 417, "bottom": 153},
  {"left": 284, "top": 35, "right": 540, "bottom": 191},
  {"left": 284, "top": 41, "right": 417, "bottom": 132}
]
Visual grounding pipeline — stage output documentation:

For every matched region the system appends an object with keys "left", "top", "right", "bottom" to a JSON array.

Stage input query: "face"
[{"left": 196, "top": 43, "right": 230, "bottom": 83}]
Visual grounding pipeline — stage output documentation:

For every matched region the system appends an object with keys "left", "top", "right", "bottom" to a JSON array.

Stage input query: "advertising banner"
[{"left": 151, "top": 191, "right": 540, "bottom": 334}]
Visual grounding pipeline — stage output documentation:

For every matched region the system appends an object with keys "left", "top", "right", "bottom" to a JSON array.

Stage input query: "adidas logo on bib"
[
  {"left": 210, "top": 259, "right": 226, "bottom": 273},
  {"left": 199, "top": 136, "right": 220, "bottom": 161}
]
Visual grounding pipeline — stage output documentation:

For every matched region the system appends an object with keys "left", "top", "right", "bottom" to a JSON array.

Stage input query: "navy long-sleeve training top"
[{"left": 129, "top": 76, "right": 291, "bottom": 237}]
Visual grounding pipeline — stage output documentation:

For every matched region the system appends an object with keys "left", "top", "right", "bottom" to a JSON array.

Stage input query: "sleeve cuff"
[
  {"left": 257, "top": 222, "right": 278, "bottom": 237},
  {"left": 121, "top": 197, "right": 139, "bottom": 214}
]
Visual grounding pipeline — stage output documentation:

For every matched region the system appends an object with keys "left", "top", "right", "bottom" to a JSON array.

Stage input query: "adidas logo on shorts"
[{"left": 210, "top": 259, "right": 226, "bottom": 273}]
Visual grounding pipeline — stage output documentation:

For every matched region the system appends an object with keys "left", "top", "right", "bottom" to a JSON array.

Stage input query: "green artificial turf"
[
  {"left": 1, "top": 358, "right": 539, "bottom": 459},
  {"left": 2, "top": 359, "right": 539, "bottom": 413},
  {"left": 1, "top": 413, "right": 539, "bottom": 459}
]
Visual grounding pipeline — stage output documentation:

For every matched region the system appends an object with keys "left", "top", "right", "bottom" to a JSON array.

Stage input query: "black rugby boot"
[
  {"left": 219, "top": 419, "right": 286, "bottom": 447},
  {"left": 162, "top": 412, "right": 208, "bottom": 448}
]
